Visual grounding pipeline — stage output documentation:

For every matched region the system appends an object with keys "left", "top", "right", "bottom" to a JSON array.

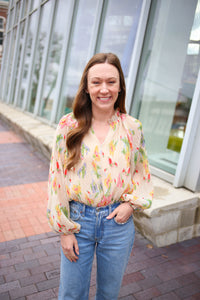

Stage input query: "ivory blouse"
[{"left": 47, "top": 110, "right": 153, "bottom": 235}]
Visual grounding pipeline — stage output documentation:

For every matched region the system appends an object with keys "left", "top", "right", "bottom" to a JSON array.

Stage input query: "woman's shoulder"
[
  {"left": 120, "top": 113, "right": 143, "bottom": 132},
  {"left": 57, "top": 112, "right": 78, "bottom": 130}
]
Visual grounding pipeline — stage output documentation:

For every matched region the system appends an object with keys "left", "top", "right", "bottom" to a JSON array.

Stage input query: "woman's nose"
[{"left": 100, "top": 83, "right": 108, "bottom": 93}]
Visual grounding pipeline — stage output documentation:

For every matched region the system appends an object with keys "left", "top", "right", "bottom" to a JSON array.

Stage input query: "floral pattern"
[{"left": 47, "top": 110, "right": 153, "bottom": 235}]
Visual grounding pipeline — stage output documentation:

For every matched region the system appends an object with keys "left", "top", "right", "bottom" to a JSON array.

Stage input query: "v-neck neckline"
[
  {"left": 90, "top": 109, "right": 120, "bottom": 145},
  {"left": 91, "top": 124, "right": 111, "bottom": 146}
]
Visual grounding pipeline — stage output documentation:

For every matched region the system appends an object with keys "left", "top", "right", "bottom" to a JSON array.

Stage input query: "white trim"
[
  {"left": 184, "top": 119, "right": 200, "bottom": 192},
  {"left": 126, "top": 0, "right": 151, "bottom": 113},
  {"left": 150, "top": 165, "right": 174, "bottom": 184},
  {"left": 174, "top": 67, "right": 200, "bottom": 188}
]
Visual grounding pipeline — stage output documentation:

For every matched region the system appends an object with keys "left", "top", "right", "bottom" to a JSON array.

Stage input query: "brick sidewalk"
[
  {"left": 0, "top": 118, "right": 200, "bottom": 299},
  {"left": 0, "top": 119, "right": 51, "bottom": 242},
  {"left": 0, "top": 231, "right": 200, "bottom": 299}
]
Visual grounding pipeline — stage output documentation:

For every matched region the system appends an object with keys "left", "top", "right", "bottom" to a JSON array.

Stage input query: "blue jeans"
[{"left": 58, "top": 201, "right": 135, "bottom": 300}]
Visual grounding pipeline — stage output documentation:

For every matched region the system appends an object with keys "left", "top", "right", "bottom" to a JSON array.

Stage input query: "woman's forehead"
[{"left": 88, "top": 63, "right": 119, "bottom": 79}]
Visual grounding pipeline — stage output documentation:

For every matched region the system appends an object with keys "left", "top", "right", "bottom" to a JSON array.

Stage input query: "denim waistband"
[{"left": 69, "top": 200, "right": 121, "bottom": 215}]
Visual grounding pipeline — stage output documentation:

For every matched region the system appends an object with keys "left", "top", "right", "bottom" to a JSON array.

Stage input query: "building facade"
[
  {"left": 0, "top": 0, "right": 9, "bottom": 68},
  {"left": 0, "top": 0, "right": 200, "bottom": 196}
]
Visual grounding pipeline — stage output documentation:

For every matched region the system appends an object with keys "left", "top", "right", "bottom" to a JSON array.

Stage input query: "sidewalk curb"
[{"left": 0, "top": 102, "right": 55, "bottom": 160}]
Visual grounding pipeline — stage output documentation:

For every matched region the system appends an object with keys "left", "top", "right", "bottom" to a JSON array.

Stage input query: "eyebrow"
[{"left": 90, "top": 77, "right": 118, "bottom": 80}]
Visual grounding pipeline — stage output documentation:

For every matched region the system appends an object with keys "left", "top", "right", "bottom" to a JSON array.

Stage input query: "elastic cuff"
[{"left": 128, "top": 202, "right": 143, "bottom": 212}]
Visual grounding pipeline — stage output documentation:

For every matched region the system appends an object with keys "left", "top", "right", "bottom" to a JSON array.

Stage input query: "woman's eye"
[
  {"left": 93, "top": 81, "right": 100, "bottom": 85},
  {"left": 109, "top": 81, "right": 115, "bottom": 84}
]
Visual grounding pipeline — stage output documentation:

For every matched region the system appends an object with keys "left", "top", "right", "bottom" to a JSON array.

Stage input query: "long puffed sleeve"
[
  {"left": 47, "top": 114, "right": 81, "bottom": 235},
  {"left": 122, "top": 118, "right": 153, "bottom": 211}
]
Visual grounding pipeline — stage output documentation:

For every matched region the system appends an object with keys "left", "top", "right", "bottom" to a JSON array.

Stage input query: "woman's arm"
[
  {"left": 122, "top": 119, "right": 154, "bottom": 211},
  {"left": 47, "top": 114, "right": 81, "bottom": 235}
]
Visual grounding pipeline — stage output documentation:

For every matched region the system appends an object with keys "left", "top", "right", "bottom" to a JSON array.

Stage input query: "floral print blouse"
[{"left": 47, "top": 110, "right": 153, "bottom": 235}]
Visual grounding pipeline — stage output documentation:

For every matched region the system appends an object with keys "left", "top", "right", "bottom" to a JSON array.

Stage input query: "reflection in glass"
[
  {"left": 131, "top": 0, "right": 200, "bottom": 174},
  {"left": 19, "top": 12, "right": 37, "bottom": 108},
  {"left": 5, "top": 28, "right": 17, "bottom": 103},
  {"left": 39, "top": 0, "right": 72, "bottom": 120},
  {"left": 13, "top": 22, "right": 25, "bottom": 107},
  {"left": 98, "top": 0, "right": 142, "bottom": 77},
  {"left": 167, "top": 0, "right": 200, "bottom": 153},
  {"left": 22, "top": 0, "right": 29, "bottom": 18},
  {"left": 14, "top": 1, "right": 21, "bottom": 25},
  {"left": 8, "top": 8, "right": 14, "bottom": 29},
  {"left": 0, "top": 32, "right": 10, "bottom": 98},
  {"left": 57, "top": 0, "right": 97, "bottom": 122},
  {"left": 28, "top": 1, "right": 52, "bottom": 113},
  {"left": 31, "top": 0, "right": 40, "bottom": 11}
]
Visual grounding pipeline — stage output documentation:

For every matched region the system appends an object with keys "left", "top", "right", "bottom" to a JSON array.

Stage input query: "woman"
[{"left": 47, "top": 53, "right": 153, "bottom": 300}]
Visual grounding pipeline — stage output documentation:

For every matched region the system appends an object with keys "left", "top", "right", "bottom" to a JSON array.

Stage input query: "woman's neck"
[{"left": 92, "top": 109, "right": 115, "bottom": 124}]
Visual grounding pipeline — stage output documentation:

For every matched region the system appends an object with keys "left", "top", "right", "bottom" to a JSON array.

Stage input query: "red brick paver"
[
  {"left": 0, "top": 182, "right": 51, "bottom": 242},
  {"left": 0, "top": 131, "right": 24, "bottom": 144},
  {"left": 0, "top": 120, "right": 50, "bottom": 242}
]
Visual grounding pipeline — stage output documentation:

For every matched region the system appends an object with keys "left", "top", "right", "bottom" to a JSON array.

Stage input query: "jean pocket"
[
  {"left": 70, "top": 207, "right": 81, "bottom": 221},
  {"left": 113, "top": 215, "right": 132, "bottom": 226}
]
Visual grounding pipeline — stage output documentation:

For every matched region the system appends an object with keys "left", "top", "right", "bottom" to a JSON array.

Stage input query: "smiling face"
[{"left": 87, "top": 63, "right": 121, "bottom": 116}]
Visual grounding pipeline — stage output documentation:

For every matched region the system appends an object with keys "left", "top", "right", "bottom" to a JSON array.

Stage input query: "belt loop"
[{"left": 82, "top": 203, "right": 85, "bottom": 216}]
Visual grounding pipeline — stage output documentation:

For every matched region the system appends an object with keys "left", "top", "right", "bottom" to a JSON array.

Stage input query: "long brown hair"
[{"left": 66, "top": 52, "right": 126, "bottom": 170}]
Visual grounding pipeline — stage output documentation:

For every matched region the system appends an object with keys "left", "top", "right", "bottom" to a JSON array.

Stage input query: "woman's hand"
[
  {"left": 61, "top": 234, "right": 79, "bottom": 262},
  {"left": 106, "top": 202, "right": 134, "bottom": 223}
]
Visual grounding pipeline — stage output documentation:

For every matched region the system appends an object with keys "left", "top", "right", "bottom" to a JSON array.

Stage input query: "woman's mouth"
[{"left": 98, "top": 97, "right": 111, "bottom": 102}]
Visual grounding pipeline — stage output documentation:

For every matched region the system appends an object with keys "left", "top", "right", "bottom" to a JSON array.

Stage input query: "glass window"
[
  {"left": 98, "top": 0, "right": 143, "bottom": 77},
  {"left": 56, "top": 0, "right": 98, "bottom": 122},
  {"left": 39, "top": 0, "right": 72, "bottom": 120},
  {"left": 0, "top": 31, "right": 3, "bottom": 44},
  {"left": 18, "top": 11, "right": 38, "bottom": 108},
  {"left": 131, "top": 0, "right": 200, "bottom": 175},
  {"left": 0, "top": 17, "right": 5, "bottom": 58},
  {"left": 4, "top": 28, "right": 17, "bottom": 102},
  {"left": 10, "top": 0, "right": 14, "bottom": 8},
  {"left": 14, "top": 1, "right": 21, "bottom": 25},
  {"left": 30, "top": 0, "right": 41, "bottom": 11},
  {"left": 8, "top": 8, "right": 14, "bottom": 29},
  {"left": 22, "top": 0, "right": 29, "bottom": 18},
  {"left": 0, "top": 32, "right": 10, "bottom": 98},
  {"left": 0, "top": 17, "right": 4, "bottom": 29},
  {"left": 12, "top": 21, "right": 25, "bottom": 106},
  {"left": 28, "top": 0, "right": 53, "bottom": 113}
]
